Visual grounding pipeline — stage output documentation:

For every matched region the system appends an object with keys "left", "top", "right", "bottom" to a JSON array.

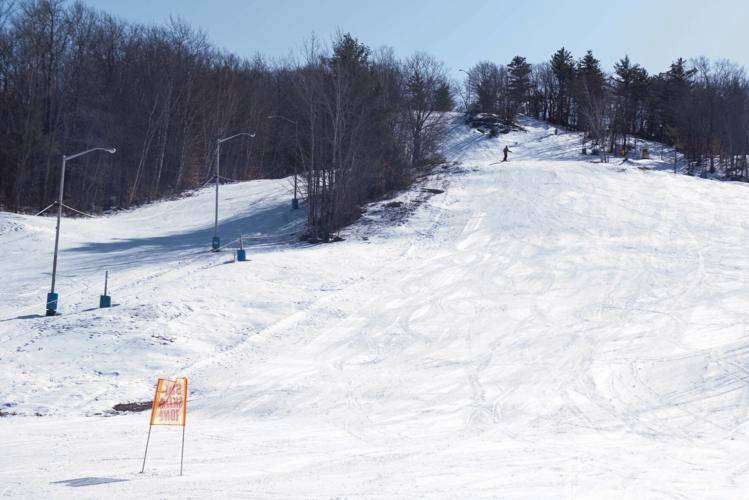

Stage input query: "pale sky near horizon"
[{"left": 86, "top": 0, "right": 749, "bottom": 78}]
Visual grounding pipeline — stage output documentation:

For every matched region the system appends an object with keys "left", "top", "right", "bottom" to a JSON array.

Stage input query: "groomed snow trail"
[{"left": 1, "top": 115, "right": 748, "bottom": 498}]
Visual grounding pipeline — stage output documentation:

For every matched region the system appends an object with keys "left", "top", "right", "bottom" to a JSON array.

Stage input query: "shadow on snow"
[{"left": 65, "top": 199, "right": 308, "bottom": 273}]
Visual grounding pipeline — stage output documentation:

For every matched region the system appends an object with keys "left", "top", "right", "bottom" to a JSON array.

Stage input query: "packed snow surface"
[{"left": 1, "top": 116, "right": 748, "bottom": 498}]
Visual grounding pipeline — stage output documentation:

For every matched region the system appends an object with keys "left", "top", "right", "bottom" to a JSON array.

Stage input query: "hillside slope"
[{"left": 1, "top": 115, "right": 748, "bottom": 498}]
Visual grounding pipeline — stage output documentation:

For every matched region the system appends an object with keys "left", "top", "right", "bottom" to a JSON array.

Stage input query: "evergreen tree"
[
  {"left": 550, "top": 47, "right": 575, "bottom": 126},
  {"left": 574, "top": 50, "right": 607, "bottom": 152},
  {"left": 612, "top": 55, "right": 649, "bottom": 149},
  {"left": 507, "top": 55, "right": 532, "bottom": 120},
  {"left": 434, "top": 83, "right": 455, "bottom": 112},
  {"left": 577, "top": 51, "right": 605, "bottom": 98},
  {"left": 662, "top": 58, "right": 696, "bottom": 134},
  {"left": 329, "top": 32, "right": 371, "bottom": 76}
]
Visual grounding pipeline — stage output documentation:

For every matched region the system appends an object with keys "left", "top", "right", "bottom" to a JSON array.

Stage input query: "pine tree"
[
  {"left": 329, "top": 33, "right": 371, "bottom": 74},
  {"left": 507, "top": 55, "right": 532, "bottom": 120},
  {"left": 550, "top": 47, "right": 575, "bottom": 126},
  {"left": 612, "top": 55, "right": 649, "bottom": 150},
  {"left": 663, "top": 58, "right": 695, "bottom": 131},
  {"left": 575, "top": 50, "right": 607, "bottom": 155},
  {"left": 577, "top": 51, "right": 604, "bottom": 97},
  {"left": 434, "top": 83, "right": 455, "bottom": 112}
]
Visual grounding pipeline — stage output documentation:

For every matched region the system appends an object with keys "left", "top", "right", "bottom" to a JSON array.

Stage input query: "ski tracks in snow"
[{"left": 2, "top": 114, "right": 749, "bottom": 497}]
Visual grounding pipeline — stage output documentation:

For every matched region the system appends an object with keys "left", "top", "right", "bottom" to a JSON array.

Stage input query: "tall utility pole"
[
  {"left": 47, "top": 147, "right": 117, "bottom": 316},
  {"left": 212, "top": 132, "right": 255, "bottom": 251}
]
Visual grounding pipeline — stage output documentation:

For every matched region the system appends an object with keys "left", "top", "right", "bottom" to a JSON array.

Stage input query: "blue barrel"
[
  {"left": 237, "top": 249, "right": 247, "bottom": 262},
  {"left": 292, "top": 198, "right": 299, "bottom": 210},
  {"left": 46, "top": 292, "right": 59, "bottom": 316},
  {"left": 212, "top": 236, "right": 221, "bottom": 251},
  {"left": 99, "top": 295, "right": 111, "bottom": 308}
]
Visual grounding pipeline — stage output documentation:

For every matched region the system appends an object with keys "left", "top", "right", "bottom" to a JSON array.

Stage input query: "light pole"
[
  {"left": 267, "top": 115, "right": 301, "bottom": 209},
  {"left": 459, "top": 68, "right": 472, "bottom": 112},
  {"left": 47, "top": 147, "right": 116, "bottom": 316},
  {"left": 212, "top": 132, "right": 255, "bottom": 251}
]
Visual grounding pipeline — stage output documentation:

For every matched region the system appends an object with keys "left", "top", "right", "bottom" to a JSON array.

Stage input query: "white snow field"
[{"left": 1, "top": 115, "right": 748, "bottom": 498}]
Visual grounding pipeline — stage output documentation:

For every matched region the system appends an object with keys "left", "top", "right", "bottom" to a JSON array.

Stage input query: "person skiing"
[{"left": 502, "top": 145, "right": 512, "bottom": 162}]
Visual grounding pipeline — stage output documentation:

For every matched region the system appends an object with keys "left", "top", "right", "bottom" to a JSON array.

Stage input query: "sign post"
[{"left": 140, "top": 377, "right": 188, "bottom": 475}]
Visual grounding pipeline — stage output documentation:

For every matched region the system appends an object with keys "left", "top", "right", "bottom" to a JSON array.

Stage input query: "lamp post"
[
  {"left": 459, "top": 68, "right": 472, "bottom": 112},
  {"left": 46, "top": 147, "right": 117, "bottom": 316},
  {"left": 212, "top": 132, "right": 255, "bottom": 251},
  {"left": 267, "top": 115, "right": 301, "bottom": 209}
]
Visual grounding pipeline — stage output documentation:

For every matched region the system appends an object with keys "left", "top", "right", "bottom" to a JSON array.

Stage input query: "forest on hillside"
[
  {"left": 0, "top": 0, "right": 453, "bottom": 239},
  {"left": 462, "top": 50, "right": 749, "bottom": 175},
  {"left": 0, "top": 0, "right": 747, "bottom": 238}
]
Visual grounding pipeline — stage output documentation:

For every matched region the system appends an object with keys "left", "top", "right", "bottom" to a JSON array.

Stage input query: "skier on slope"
[{"left": 502, "top": 145, "right": 512, "bottom": 162}]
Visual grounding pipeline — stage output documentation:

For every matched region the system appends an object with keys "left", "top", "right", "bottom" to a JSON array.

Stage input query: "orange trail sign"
[
  {"left": 141, "top": 377, "right": 188, "bottom": 475},
  {"left": 150, "top": 378, "right": 187, "bottom": 426}
]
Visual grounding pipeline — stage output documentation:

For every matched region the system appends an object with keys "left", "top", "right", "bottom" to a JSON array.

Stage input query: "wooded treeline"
[
  {"left": 0, "top": 0, "right": 453, "bottom": 238},
  {"left": 464, "top": 49, "right": 749, "bottom": 177},
  {"left": 3, "top": 1, "right": 747, "bottom": 240}
]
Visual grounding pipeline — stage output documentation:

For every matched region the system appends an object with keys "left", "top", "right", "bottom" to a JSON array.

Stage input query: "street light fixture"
[
  {"left": 212, "top": 132, "right": 255, "bottom": 251},
  {"left": 46, "top": 147, "right": 117, "bottom": 316},
  {"left": 458, "top": 68, "right": 473, "bottom": 112},
  {"left": 267, "top": 115, "right": 301, "bottom": 209}
]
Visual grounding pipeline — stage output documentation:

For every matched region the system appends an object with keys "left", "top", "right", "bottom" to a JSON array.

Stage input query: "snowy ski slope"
[{"left": 1, "top": 115, "right": 748, "bottom": 498}]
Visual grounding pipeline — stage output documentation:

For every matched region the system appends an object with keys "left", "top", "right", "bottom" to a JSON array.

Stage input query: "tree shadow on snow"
[
  {"left": 65, "top": 200, "right": 308, "bottom": 273},
  {"left": 0, "top": 313, "right": 45, "bottom": 322}
]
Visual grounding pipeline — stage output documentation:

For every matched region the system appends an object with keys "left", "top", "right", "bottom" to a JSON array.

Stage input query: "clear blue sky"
[{"left": 88, "top": 0, "right": 748, "bottom": 77}]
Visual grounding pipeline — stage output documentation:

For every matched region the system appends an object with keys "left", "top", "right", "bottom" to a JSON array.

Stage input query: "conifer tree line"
[
  {"left": 464, "top": 49, "right": 749, "bottom": 176},
  {"left": 0, "top": 0, "right": 454, "bottom": 239}
]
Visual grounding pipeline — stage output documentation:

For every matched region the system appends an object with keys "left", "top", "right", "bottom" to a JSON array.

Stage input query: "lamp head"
[{"left": 106, "top": 148, "right": 117, "bottom": 154}]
